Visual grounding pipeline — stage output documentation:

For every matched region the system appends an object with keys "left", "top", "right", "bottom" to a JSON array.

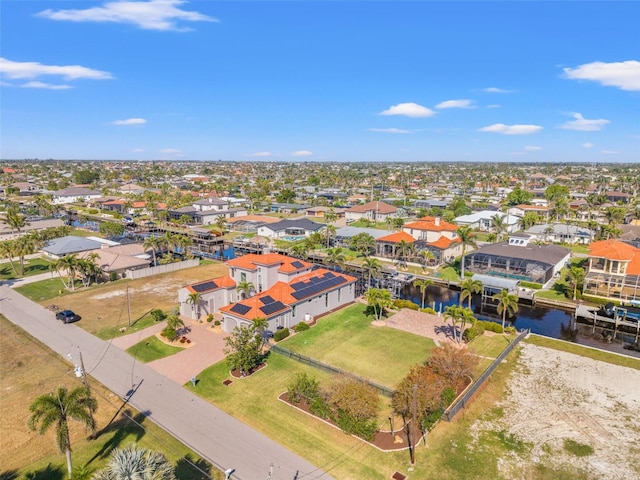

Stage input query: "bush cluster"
[
  {"left": 206, "top": 313, "right": 214, "bottom": 323},
  {"left": 294, "top": 322, "right": 310, "bottom": 333},
  {"left": 161, "top": 326, "right": 178, "bottom": 341},
  {"left": 274, "top": 328, "right": 290, "bottom": 342},
  {"left": 477, "top": 320, "right": 503, "bottom": 333},
  {"left": 420, "top": 307, "right": 437, "bottom": 315},
  {"left": 519, "top": 281, "right": 543, "bottom": 290},
  {"left": 393, "top": 299, "right": 419, "bottom": 310}
]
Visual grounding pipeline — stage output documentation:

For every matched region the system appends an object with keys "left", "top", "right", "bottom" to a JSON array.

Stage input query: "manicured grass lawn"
[
  {"left": 535, "top": 288, "right": 572, "bottom": 302},
  {"left": 0, "top": 257, "right": 53, "bottom": 280},
  {"left": 280, "top": 303, "right": 435, "bottom": 387},
  {"left": 468, "top": 333, "right": 513, "bottom": 359},
  {"left": 0, "top": 315, "right": 221, "bottom": 479},
  {"left": 570, "top": 244, "right": 590, "bottom": 255},
  {"left": 126, "top": 335, "right": 184, "bottom": 363},
  {"left": 16, "top": 262, "right": 228, "bottom": 338},
  {"left": 436, "top": 266, "right": 460, "bottom": 282},
  {"left": 525, "top": 334, "right": 640, "bottom": 370}
]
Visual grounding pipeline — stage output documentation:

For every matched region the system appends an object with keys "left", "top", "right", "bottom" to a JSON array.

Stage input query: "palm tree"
[
  {"left": 444, "top": 305, "right": 462, "bottom": 343},
  {"left": 290, "top": 242, "right": 310, "bottom": 259},
  {"left": 395, "top": 239, "right": 415, "bottom": 270},
  {"left": 93, "top": 444, "right": 176, "bottom": 480},
  {"left": 566, "top": 265, "right": 585, "bottom": 301},
  {"left": 362, "top": 257, "right": 382, "bottom": 289},
  {"left": 417, "top": 249, "right": 436, "bottom": 271},
  {"left": 493, "top": 289, "right": 519, "bottom": 330},
  {"left": 143, "top": 236, "right": 161, "bottom": 266},
  {"left": 0, "top": 240, "right": 18, "bottom": 275},
  {"left": 350, "top": 233, "right": 376, "bottom": 257},
  {"left": 491, "top": 214, "right": 507, "bottom": 242},
  {"left": 186, "top": 292, "right": 203, "bottom": 320},
  {"left": 77, "top": 253, "right": 101, "bottom": 287},
  {"left": 56, "top": 254, "right": 80, "bottom": 290},
  {"left": 324, "top": 247, "right": 345, "bottom": 270},
  {"left": 459, "top": 277, "right": 483, "bottom": 309},
  {"left": 215, "top": 215, "right": 227, "bottom": 233},
  {"left": 166, "top": 314, "right": 185, "bottom": 332},
  {"left": 236, "top": 280, "right": 255, "bottom": 299},
  {"left": 324, "top": 224, "right": 337, "bottom": 248},
  {"left": 0, "top": 205, "right": 29, "bottom": 236},
  {"left": 364, "top": 287, "right": 392, "bottom": 322},
  {"left": 324, "top": 208, "right": 338, "bottom": 225},
  {"left": 458, "top": 307, "right": 477, "bottom": 342},
  {"left": 456, "top": 225, "right": 477, "bottom": 279},
  {"left": 28, "top": 386, "right": 97, "bottom": 479},
  {"left": 413, "top": 278, "right": 433, "bottom": 309},
  {"left": 251, "top": 316, "right": 269, "bottom": 347}
]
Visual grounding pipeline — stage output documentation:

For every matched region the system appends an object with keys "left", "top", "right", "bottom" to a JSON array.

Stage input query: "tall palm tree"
[
  {"left": 459, "top": 277, "right": 483, "bottom": 309},
  {"left": 28, "top": 386, "right": 97, "bottom": 479},
  {"left": 93, "top": 444, "right": 176, "bottom": 480},
  {"left": 0, "top": 240, "right": 18, "bottom": 275},
  {"left": 215, "top": 215, "right": 227, "bottom": 233},
  {"left": 456, "top": 225, "right": 477, "bottom": 279},
  {"left": 413, "top": 278, "right": 433, "bottom": 309},
  {"left": 444, "top": 305, "right": 462, "bottom": 343},
  {"left": 458, "top": 307, "right": 477, "bottom": 342},
  {"left": 186, "top": 292, "right": 203, "bottom": 319},
  {"left": 143, "top": 236, "right": 161, "bottom": 266},
  {"left": 0, "top": 205, "right": 29, "bottom": 236},
  {"left": 324, "top": 247, "right": 345, "bottom": 270},
  {"left": 395, "top": 239, "right": 415, "bottom": 270},
  {"left": 417, "top": 249, "right": 436, "bottom": 271},
  {"left": 56, "top": 254, "right": 80, "bottom": 290},
  {"left": 493, "top": 289, "right": 519, "bottom": 330},
  {"left": 290, "top": 242, "right": 310, "bottom": 259},
  {"left": 566, "top": 265, "right": 585, "bottom": 301},
  {"left": 364, "top": 287, "right": 392, "bottom": 322},
  {"left": 491, "top": 214, "right": 507, "bottom": 242},
  {"left": 236, "top": 280, "right": 255, "bottom": 299},
  {"left": 324, "top": 224, "right": 337, "bottom": 248},
  {"left": 350, "top": 233, "right": 376, "bottom": 257},
  {"left": 362, "top": 257, "right": 382, "bottom": 289},
  {"left": 251, "top": 316, "right": 269, "bottom": 347}
]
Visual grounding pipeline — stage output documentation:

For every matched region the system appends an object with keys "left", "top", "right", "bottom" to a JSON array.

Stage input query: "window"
[
  {"left": 349, "top": 283, "right": 353, "bottom": 295},
  {"left": 292, "top": 305, "right": 296, "bottom": 317},
  {"left": 241, "top": 272, "right": 247, "bottom": 282},
  {"left": 325, "top": 293, "right": 328, "bottom": 307},
  {"left": 337, "top": 288, "right": 341, "bottom": 302}
]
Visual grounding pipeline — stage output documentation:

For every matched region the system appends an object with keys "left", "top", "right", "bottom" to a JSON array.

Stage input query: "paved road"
[{"left": 0, "top": 284, "right": 333, "bottom": 480}]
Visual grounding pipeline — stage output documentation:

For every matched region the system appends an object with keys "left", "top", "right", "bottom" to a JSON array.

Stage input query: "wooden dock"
[{"left": 575, "top": 304, "right": 640, "bottom": 342}]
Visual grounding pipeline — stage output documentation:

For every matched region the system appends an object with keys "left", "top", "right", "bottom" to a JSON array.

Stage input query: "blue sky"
[{"left": 1, "top": 1, "right": 639, "bottom": 162}]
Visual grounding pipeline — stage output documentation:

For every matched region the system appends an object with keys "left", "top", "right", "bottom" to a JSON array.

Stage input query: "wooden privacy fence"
[{"left": 270, "top": 344, "right": 395, "bottom": 398}]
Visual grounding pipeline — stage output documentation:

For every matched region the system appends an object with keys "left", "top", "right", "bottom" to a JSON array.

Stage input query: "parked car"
[
  {"left": 56, "top": 310, "right": 78, "bottom": 324},
  {"left": 261, "top": 330, "right": 274, "bottom": 340}
]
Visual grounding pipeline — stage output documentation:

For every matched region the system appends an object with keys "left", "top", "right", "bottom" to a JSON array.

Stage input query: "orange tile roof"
[
  {"left": 186, "top": 275, "right": 236, "bottom": 294},
  {"left": 589, "top": 240, "right": 640, "bottom": 274},
  {"left": 429, "top": 236, "right": 461, "bottom": 249},
  {"left": 347, "top": 201, "right": 397, "bottom": 214},
  {"left": 404, "top": 216, "right": 458, "bottom": 232},
  {"left": 515, "top": 204, "right": 549, "bottom": 211},
  {"left": 376, "top": 231, "right": 416, "bottom": 243},
  {"left": 131, "top": 201, "right": 146, "bottom": 208},
  {"left": 226, "top": 253, "right": 312, "bottom": 273},
  {"left": 103, "top": 199, "right": 125, "bottom": 205},
  {"left": 220, "top": 268, "right": 357, "bottom": 320}
]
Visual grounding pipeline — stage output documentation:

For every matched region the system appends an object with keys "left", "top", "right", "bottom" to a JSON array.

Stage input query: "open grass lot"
[
  {"left": 126, "top": 335, "right": 184, "bottom": 363},
  {"left": 525, "top": 334, "right": 640, "bottom": 370},
  {"left": 0, "top": 257, "right": 53, "bottom": 280},
  {"left": 15, "top": 277, "right": 83, "bottom": 302},
  {"left": 16, "top": 262, "right": 228, "bottom": 339},
  {"left": 0, "top": 315, "right": 221, "bottom": 480},
  {"left": 468, "top": 333, "right": 514, "bottom": 359},
  {"left": 280, "top": 303, "right": 436, "bottom": 387}
]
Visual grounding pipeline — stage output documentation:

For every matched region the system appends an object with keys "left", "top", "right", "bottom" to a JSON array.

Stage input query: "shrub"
[
  {"left": 463, "top": 326, "right": 481, "bottom": 342},
  {"left": 214, "top": 320, "right": 221, "bottom": 326},
  {"left": 563, "top": 438, "right": 594, "bottom": 457},
  {"left": 150, "top": 308, "right": 166, "bottom": 322},
  {"left": 206, "top": 313, "right": 214, "bottom": 323},
  {"left": 88, "top": 208, "right": 99, "bottom": 214},
  {"left": 287, "top": 372, "right": 320, "bottom": 404},
  {"left": 161, "top": 326, "right": 178, "bottom": 342},
  {"left": 294, "top": 322, "right": 310, "bottom": 333},
  {"left": 393, "top": 299, "right": 419, "bottom": 310},
  {"left": 519, "top": 281, "right": 543, "bottom": 290},
  {"left": 274, "top": 328, "right": 290, "bottom": 342},
  {"left": 420, "top": 307, "right": 437, "bottom": 315},
  {"left": 109, "top": 272, "right": 118, "bottom": 282},
  {"left": 504, "top": 326, "right": 517, "bottom": 335},
  {"left": 478, "top": 320, "right": 503, "bottom": 333}
]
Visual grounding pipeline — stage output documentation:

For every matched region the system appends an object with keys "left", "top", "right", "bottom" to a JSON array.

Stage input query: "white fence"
[{"left": 125, "top": 259, "right": 199, "bottom": 279}]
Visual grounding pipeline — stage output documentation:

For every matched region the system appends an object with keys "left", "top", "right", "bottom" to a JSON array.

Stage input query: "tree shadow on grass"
[
  {"left": 175, "top": 454, "right": 214, "bottom": 480},
  {"left": 23, "top": 464, "right": 65, "bottom": 480},
  {"left": 86, "top": 409, "right": 149, "bottom": 465}
]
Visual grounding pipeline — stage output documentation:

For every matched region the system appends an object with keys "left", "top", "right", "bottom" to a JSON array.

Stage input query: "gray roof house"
[
  {"left": 525, "top": 223, "right": 594, "bottom": 245},
  {"left": 52, "top": 187, "right": 101, "bottom": 205},
  {"left": 41, "top": 236, "right": 104, "bottom": 258},
  {"left": 257, "top": 218, "right": 325, "bottom": 239}
]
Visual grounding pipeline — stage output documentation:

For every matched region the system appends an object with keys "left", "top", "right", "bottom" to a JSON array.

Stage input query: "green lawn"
[
  {"left": 0, "top": 257, "right": 53, "bottom": 280},
  {"left": 525, "top": 334, "right": 640, "bottom": 370},
  {"left": 15, "top": 277, "right": 82, "bottom": 302},
  {"left": 569, "top": 244, "right": 590, "bottom": 255},
  {"left": 280, "top": 303, "right": 435, "bottom": 387},
  {"left": 534, "top": 288, "right": 571, "bottom": 303},
  {"left": 436, "top": 266, "right": 460, "bottom": 282},
  {"left": 126, "top": 335, "right": 184, "bottom": 363},
  {"left": 468, "top": 334, "right": 513, "bottom": 359}
]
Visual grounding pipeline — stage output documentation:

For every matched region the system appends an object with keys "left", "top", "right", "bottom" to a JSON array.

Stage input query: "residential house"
[
  {"left": 402, "top": 216, "right": 462, "bottom": 263},
  {"left": 41, "top": 235, "right": 117, "bottom": 259},
  {"left": 305, "top": 206, "right": 347, "bottom": 219},
  {"left": 507, "top": 204, "right": 550, "bottom": 222},
  {"left": 524, "top": 223, "right": 594, "bottom": 245},
  {"left": 345, "top": 201, "right": 397, "bottom": 223},
  {"left": 52, "top": 187, "right": 101, "bottom": 205},
  {"left": 256, "top": 218, "right": 325, "bottom": 240},
  {"left": 269, "top": 203, "right": 311, "bottom": 214},
  {"left": 454, "top": 210, "right": 519, "bottom": 233},
  {"left": 78, "top": 243, "right": 151, "bottom": 279},
  {"left": 464, "top": 234, "right": 570, "bottom": 285},
  {"left": 0, "top": 218, "right": 65, "bottom": 241},
  {"left": 583, "top": 239, "right": 640, "bottom": 301}
]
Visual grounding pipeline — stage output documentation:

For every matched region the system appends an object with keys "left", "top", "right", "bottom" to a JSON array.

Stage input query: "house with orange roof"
[
  {"left": 178, "top": 275, "right": 237, "bottom": 320},
  {"left": 401, "top": 216, "right": 463, "bottom": 264},
  {"left": 220, "top": 268, "right": 357, "bottom": 333},
  {"left": 584, "top": 239, "right": 640, "bottom": 301}
]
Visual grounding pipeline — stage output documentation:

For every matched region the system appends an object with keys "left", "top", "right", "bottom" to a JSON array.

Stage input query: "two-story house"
[
  {"left": 402, "top": 216, "right": 462, "bottom": 263},
  {"left": 583, "top": 239, "right": 640, "bottom": 301}
]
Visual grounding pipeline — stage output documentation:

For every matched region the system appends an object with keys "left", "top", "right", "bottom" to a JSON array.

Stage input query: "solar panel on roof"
[
  {"left": 192, "top": 281, "right": 218, "bottom": 293},
  {"left": 230, "top": 303, "right": 251, "bottom": 315},
  {"left": 259, "top": 295, "right": 274, "bottom": 304},
  {"left": 291, "top": 261, "right": 304, "bottom": 268},
  {"left": 291, "top": 281, "right": 306, "bottom": 291},
  {"left": 260, "top": 301, "right": 286, "bottom": 315}
]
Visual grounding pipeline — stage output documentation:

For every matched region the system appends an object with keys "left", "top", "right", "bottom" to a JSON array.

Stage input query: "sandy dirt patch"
[
  {"left": 382, "top": 308, "right": 458, "bottom": 345},
  {"left": 471, "top": 343, "right": 640, "bottom": 479}
]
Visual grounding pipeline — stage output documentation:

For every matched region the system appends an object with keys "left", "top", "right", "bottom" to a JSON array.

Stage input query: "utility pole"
[
  {"left": 411, "top": 384, "right": 418, "bottom": 464},
  {"left": 126, "top": 285, "right": 132, "bottom": 327},
  {"left": 77, "top": 346, "right": 90, "bottom": 392}
]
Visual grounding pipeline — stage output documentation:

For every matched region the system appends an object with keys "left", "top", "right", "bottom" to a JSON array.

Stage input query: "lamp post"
[
  {"left": 224, "top": 468, "right": 235, "bottom": 480},
  {"left": 389, "top": 416, "right": 394, "bottom": 437}
]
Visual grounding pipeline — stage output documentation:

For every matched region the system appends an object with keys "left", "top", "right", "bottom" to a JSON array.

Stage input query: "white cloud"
[
  {"left": 435, "top": 99, "right": 475, "bottom": 109},
  {"left": 36, "top": 0, "right": 217, "bottom": 32},
  {"left": 482, "top": 87, "right": 514, "bottom": 93},
  {"left": 112, "top": 118, "right": 147, "bottom": 125},
  {"left": 563, "top": 60, "right": 640, "bottom": 91},
  {"left": 20, "top": 81, "right": 72, "bottom": 90},
  {"left": 582, "top": 142, "right": 594, "bottom": 148},
  {"left": 246, "top": 151, "right": 273, "bottom": 157},
  {"left": 379, "top": 102, "right": 435, "bottom": 118},
  {"left": 600, "top": 150, "right": 618, "bottom": 155},
  {"left": 292, "top": 150, "right": 312, "bottom": 157},
  {"left": 369, "top": 128, "right": 412, "bottom": 134},
  {"left": 486, "top": 104, "right": 501, "bottom": 109},
  {"left": 524, "top": 145, "right": 542, "bottom": 151},
  {"left": 0, "top": 57, "right": 113, "bottom": 81},
  {"left": 478, "top": 124, "right": 543, "bottom": 135},
  {"left": 560, "top": 113, "right": 609, "bottom": 131}
]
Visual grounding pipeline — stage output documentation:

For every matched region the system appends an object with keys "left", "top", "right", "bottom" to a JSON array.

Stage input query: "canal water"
[{"left": 402, "top": 284, "right": 640, "bottom": 359}]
